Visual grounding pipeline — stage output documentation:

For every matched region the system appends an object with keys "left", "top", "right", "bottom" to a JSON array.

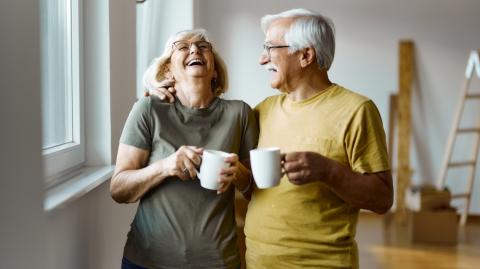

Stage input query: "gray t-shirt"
[{"left": 120, "top": 96, "right": 258, "bottom": 269}]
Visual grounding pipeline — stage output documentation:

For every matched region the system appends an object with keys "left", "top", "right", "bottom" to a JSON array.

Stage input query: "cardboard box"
[
  {"left": 409, "top": 209, "right": 458, "bottom": 244},
  {"left": 406, "top": 185, "right": 451, "bottom": 211}
]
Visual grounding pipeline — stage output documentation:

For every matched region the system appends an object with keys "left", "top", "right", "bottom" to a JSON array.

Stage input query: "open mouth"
[
  {"left": 186, "top": 58, "right": 205, "bottom": 66},
  {"left": 265, "top": 64, "right": 277, "bottom": 72}
]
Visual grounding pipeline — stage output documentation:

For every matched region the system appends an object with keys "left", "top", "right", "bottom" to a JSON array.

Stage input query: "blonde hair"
[{"left": 142, "top": 29, "right": 228, "bottom": 96}]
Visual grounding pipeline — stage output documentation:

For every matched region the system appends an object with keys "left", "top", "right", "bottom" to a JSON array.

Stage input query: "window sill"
[{"left": 44, "top": 165, "right": 114, "bottom": 212}]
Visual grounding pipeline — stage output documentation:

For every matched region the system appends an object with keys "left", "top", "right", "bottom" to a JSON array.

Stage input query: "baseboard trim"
[{"left": 360, "top": 210, "right": 480, "bottom": 223}]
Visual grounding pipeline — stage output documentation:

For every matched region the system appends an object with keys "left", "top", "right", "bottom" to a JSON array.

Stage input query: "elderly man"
[{"left": 242, "top": 8, "right": 393, "bottom": 269}]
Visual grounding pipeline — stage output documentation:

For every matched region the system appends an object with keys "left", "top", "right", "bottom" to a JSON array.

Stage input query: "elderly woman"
[{"left": 110, "top": 29, "right": 258, "bottom": 269}]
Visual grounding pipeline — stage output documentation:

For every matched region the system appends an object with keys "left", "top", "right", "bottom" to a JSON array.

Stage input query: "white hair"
[
  {"left": 142, "top": 29, "right": 228, "bottom": 95},
  {"left": 261, "top": 8, "right": 335, "bottom": 70}
]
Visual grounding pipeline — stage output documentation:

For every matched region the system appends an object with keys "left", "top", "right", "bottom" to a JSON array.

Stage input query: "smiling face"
[
  {"left": 167, "top": 36, "right": 217, "bottom": 83},
  {"left": 259, "top": 18, "right": 303, "bottom": 92}
]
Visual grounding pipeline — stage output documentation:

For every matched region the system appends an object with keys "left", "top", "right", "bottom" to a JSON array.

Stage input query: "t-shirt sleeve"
[
  {"left": 239, "top": 102, "right": 259, "bottom": 161},
  {"left": 344, "top": 100, "right": 390, "bottom": 173},
  {"left": 119, "top": 97, "right": 152, "bottom": 150}
]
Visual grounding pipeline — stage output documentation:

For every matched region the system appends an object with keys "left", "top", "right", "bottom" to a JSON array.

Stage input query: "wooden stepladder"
[{"left": 437, "top": 49, "right": 480, "bottom": 225}]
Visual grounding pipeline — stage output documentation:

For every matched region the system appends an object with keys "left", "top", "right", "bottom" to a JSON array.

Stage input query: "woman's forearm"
[{"left": 111, "top": 161, "right": 170, "bottom": 203}]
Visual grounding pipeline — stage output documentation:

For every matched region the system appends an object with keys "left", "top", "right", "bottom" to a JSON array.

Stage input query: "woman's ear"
[
  {"left": 211, "top": 70, "right": 219, "bottom": 91},
  {"left": 299, "top": 47, "right": 316, "bottom": 68},
  {"left": 164, "top": 66, "right": 174, "bottom": 80}
]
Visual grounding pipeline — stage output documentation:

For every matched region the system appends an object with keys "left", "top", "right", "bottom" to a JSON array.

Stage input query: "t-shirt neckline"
[
  {"left": 284, "top": 83, "right": 337, "bottom": 107},
  {"left": 174, "top": 96, "right": 220, "bottom": 115}
]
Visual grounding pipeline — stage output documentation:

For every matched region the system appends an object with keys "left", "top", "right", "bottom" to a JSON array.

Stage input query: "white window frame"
[
  {"left": 43, "top": 0, "right": 136, "bottom": 212},
  {"left": 42, "top": 0, "right": 85, "bottom": 187}
]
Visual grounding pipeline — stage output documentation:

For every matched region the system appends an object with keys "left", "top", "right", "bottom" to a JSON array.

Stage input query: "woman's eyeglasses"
[{"left": 172, "top": 41, "right": 212, "bottom": 52}]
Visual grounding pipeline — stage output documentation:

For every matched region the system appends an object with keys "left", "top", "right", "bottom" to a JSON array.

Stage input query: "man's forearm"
[{"left": 322, "top": 160, "right": 393, "bottom": 214}]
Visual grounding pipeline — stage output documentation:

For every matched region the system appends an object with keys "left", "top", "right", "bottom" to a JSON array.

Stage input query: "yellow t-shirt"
[{"left": 244, "top": 84, "right": 390, "bottom": 269}]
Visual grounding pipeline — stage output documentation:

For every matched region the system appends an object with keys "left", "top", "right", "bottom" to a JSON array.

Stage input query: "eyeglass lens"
[{"left": 173, "top": 41, "right": 211, "bottom": 52}]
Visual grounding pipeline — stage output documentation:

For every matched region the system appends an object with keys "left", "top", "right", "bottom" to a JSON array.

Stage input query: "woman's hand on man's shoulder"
[{"left": 144, "top": 79, "right": 176, "bottom": 103}]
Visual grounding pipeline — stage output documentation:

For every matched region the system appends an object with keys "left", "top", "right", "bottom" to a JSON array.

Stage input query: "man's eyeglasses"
[
  {"left": 263, "top": 44, "right": 290, "bottom": 59},
  {"left": 172, "top": 40, "right": 212, "bottom": 52}
]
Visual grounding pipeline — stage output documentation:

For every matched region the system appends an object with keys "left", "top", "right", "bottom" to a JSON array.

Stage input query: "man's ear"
[{"left": 299, "top": 47, "right": 316, "bottom": 68}]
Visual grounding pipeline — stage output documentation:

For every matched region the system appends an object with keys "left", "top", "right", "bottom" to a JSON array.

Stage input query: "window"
[
  {"left": 41, "top": 0, "right": 120, "bottom": 211},
  {"left": 40, "top": 0, "right": 84, "bottom": 185}
]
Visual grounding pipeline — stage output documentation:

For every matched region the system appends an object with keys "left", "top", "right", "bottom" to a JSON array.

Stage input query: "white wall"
[
  {"left": 45, "top": 184, "right": 137, "bottom": 269},
  {"left": 194, "top": 0, "right": 480, "bottom": 213},
  {"left": 0, "top": 1, "right": 46, "bottom": 268}
]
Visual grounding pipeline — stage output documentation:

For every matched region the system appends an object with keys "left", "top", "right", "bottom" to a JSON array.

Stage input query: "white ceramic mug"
[
  {"left": 198, "top": 150, "right": 230, "bottom": 190},
  {"left": 250, "top": 147, "right": 281, "bottom": 189}
]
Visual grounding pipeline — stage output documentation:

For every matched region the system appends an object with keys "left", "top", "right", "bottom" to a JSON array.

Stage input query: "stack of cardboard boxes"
[{"left": 406, "top": 185, "right": 458, "bottom": 244}]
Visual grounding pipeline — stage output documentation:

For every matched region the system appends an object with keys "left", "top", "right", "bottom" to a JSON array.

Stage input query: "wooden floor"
[{"left": 357, "top": 213, "right": 480, "bottom": 269}]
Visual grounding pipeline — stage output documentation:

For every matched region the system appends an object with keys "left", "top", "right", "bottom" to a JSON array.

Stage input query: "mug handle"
[{"left": 195, "top": 155, "right": 202, "bottom": 179}]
